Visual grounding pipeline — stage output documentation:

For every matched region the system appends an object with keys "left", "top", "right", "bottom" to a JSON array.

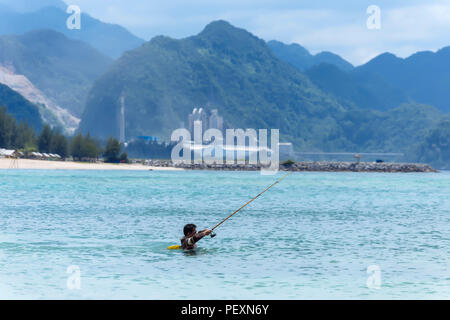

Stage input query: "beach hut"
[
  {"left": 49, "top": 153, "right": 62, "bottom": 160},
  {"left": 0, "top": 149, "right": 17, "bottom": 159},
  {"left": 29, "top": 152, "right": 39, "bottom": 159}
]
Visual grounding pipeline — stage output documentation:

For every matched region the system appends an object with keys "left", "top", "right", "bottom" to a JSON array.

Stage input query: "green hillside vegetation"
[
  {"left": 336, "top": 103, "right": 442, "bottom": 152},
  {"left": 356, "top": 49, "right": 450, "bottom": 113},
  {"left": 80, "top": 20, "right": 352, "bottom": 151},
  {"left": 0, "top": 30, "right": 113, "bottom": 116},
  {"left": 417, "top": 117, "right": 450, "bottom": 170},
  {"left": 306, "top": 63, "right": 410, "bottom": 111},
  {"left": 79, "top": 21, "right": 449, "bottom": 168},
  {"left": 271, "top": 41, "right": 450, "bottom": 114},
  {"left": 0, "top": 83, "right": 42, "bottom": 130}
]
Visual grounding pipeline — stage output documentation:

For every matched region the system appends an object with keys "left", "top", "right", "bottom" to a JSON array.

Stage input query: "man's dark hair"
[{"left": 183, "top": 224, "right": 197, "bottom": 236}]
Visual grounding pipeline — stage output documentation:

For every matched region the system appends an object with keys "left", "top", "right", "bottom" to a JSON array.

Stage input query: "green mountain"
[
  {"left": 79, "top": 20, "right": 448, "bottom": 168},
  {"left": 338, "top": 103, "right": 442, "bottom": 153},
  {"left": 312, "top": 102, "right": 447, "bottom": 168},
  {"left": 0, "top": 3, "right": 145, "bottom": 59},
  {"left": 305, "top": 63, "right": 410, "bottom": 111},
  {"left": 0, "top": 83, "right": 42, "bottom": 131},
  {"left": 267, "top": 40, "right": 354, "bottom": 72},
  {"left": 79, "top": 20, "right": 351, "bottom": 151},
  {"left": 356, "top": 49, "right": 450, "bottom": 113},
  {"left": 417, "top": 116, "right": 450, "bottom": 170},
  {"left": 0, "top": 29, "right": 113, "bottom": 117},
  {"left": 270, "top": 40, "right": 450, "bottom": 114},
  {"left": 269, "top": 41, "right": 412, "bottom": 111}
]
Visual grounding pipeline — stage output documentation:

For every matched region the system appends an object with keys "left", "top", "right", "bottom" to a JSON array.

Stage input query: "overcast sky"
[{"left": 62, "top": 0, "right": 450, "bottom": 66}]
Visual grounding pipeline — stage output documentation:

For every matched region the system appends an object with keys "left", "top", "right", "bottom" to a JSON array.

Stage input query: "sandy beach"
[{"left": 0, "top": 158, "right": 182, "bottom": 171}]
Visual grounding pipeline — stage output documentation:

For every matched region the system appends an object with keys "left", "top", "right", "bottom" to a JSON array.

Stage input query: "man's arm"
[
  {"left": 192, "top": 229, "right": 212, "bottom": 243},
  {"left": 182, "top": 229, "right": 213, "bottom": 249}
]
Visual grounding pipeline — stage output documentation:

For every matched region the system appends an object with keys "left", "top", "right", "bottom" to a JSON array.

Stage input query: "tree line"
[
  {"left": 0, "top": 107, "right": 36, "bottom": 151},
  {"left": 1, "top": 107, "right": 127, "bottom": 162}
]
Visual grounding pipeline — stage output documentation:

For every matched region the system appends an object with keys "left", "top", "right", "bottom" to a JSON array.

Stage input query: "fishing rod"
[
  {"left": 167, "top": 171, "right": 292, "bottom": 249},
  {"left": 209, "top": 171, "right": 292, "bottom": 238}
]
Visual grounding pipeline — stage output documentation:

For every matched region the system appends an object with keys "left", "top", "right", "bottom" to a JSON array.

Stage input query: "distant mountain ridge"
[
  {"left": 305, "top": 63, "right": 411, "bottom": 111},
  {"left": 0, "top": 2, "right": 145, "bottom": 58},
  {"left": 0, "top": 10, "right": 446, "bottom": 167},
  {"left": 0, "top": 29, "right": 113, "bottom": 117},
  {"left": 79, "top": 20, "right": 349, "bottom": 150},
  {"left": 356, "top": 48, "right": 450, "bottom": 112},
  {"left": 271, "top": 41, "right": 450, "bottom": 114},
  {"left": 0, "top": 65, "right": 79, "bottom": 132},
  {"left": 79, "top": 20, "right": 446, "bottom": 166},
  {"left": 268, "top": 40, "right": 354, "bottom": 72}
]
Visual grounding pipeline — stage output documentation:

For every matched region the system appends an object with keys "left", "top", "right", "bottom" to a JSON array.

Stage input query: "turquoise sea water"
[{"left": 0, "top": 169, "right": 449, "bottom": 299}]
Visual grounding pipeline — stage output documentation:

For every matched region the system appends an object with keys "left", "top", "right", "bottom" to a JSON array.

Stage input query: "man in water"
[{"left": 181, "top": 224, "right": 212, "bottom": 250}]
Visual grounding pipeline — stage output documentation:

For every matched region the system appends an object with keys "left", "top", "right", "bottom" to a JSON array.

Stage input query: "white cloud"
[
  {"left": 384, "top": 4, "right": 450, "bottom": 41},
  {"left": 243, "top": 3, "right": 450, "bottom": 64},
  {"left": 61, "top": 0, "right": 450, "bottom": 66}
]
